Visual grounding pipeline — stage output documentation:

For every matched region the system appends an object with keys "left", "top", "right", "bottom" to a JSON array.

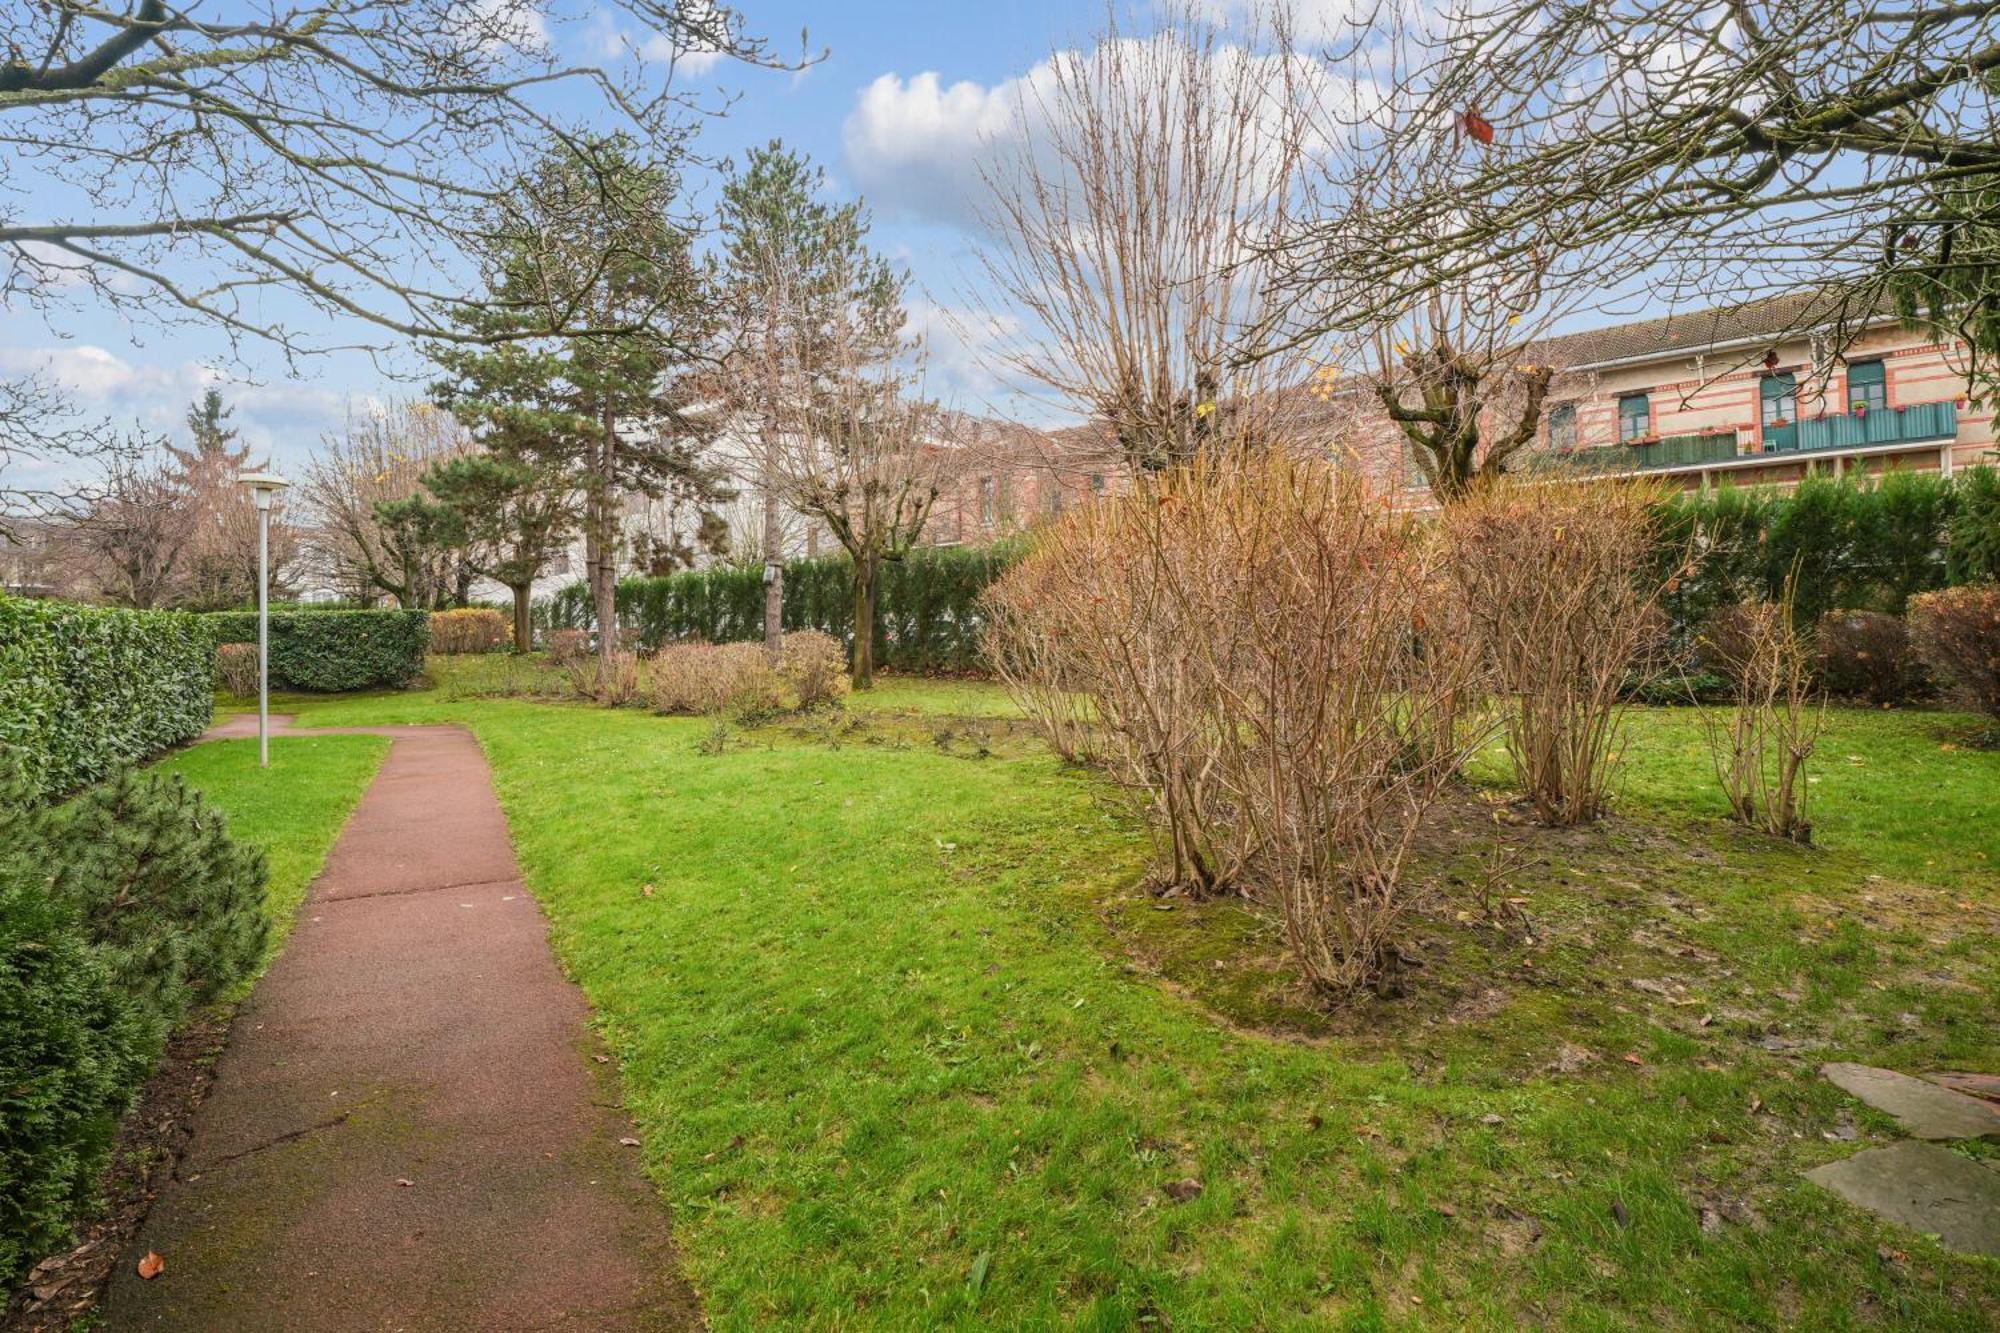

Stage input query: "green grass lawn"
[
  {"left": 193, "top": 680, "right": 1999, "bottom": 1329},
  {"left": 148, "top": 735, "right": 388, "bottom": 975}
]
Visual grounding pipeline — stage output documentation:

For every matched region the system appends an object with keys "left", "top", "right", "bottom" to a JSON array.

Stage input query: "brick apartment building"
[{"left": 932, "top": 294, "right": 1998, "bottom": 543}]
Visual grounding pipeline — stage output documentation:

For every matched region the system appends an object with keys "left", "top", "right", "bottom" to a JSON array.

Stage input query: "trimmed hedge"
[
  {"left": 539, "top": 542, "right": 1022, "bottom": 673},
  {"left": 206, "top": 609, "right": 429, "bottom": 692},
  {"left": 0, "top": 596, "right": 213, "bottom": 802},
  {"left": 1654, "top": 467, "right": 2000, "bottom": 633},
  {"left": 0, "top": 755, "right": 267, "bottom": 1286}
]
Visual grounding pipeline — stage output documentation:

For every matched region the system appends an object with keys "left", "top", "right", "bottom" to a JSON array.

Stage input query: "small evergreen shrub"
[
  {"left": 1908, "top": 585, "right": 2000, "bottom": 718},
  {"left": 0, "top": 596, "right": 213, "bottom": 801},
  {"left": 215, "top": 642, "right": 260, "bottom": 697},
  {"left": 429, "top": 608, "right": 510, "bottom": 655},
  {"left": 1816, "top": 610, "right": 1926, "bottom": 705},
  {"left": 0, "top": 751, "right": 267, "bottom": 1286},
  {"left": 779, "top": 631, "right": 851, "bottom": 709},
  {"left": 207, "top": 609, "right": 428, "bottom": 692}
]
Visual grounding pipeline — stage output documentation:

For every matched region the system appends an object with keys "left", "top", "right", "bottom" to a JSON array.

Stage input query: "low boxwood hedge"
[
  {"left": 206, "top": 609, "right": 429, "bottom": 692},
  {"left": 0, "top": 596, "right": 213, "bottom": 802}
]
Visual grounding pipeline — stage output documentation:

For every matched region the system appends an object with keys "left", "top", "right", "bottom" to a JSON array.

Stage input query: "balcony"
[
  {"left": 1531, "top": 400, "right": 1959, "bottom": 478},
  {"left": 1768, "top": 400, "right": 1958, "bottom": 454},
  {"left": 1536, "top": 430, "right": 1740, "bottom": 477}
]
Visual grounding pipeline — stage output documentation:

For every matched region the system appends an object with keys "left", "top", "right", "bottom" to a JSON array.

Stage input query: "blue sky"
[{"left": 1, "top": 0, "right": 1110, "bottom": 468}]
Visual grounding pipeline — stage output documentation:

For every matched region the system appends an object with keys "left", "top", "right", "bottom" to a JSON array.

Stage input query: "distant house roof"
[{"left": 1527, "top": 289, "right": 1900, "bottom": 371}]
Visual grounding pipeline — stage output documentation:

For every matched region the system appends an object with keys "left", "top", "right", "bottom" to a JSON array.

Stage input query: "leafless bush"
[
  {"left": 1816, "top": 609, "right": 1924, "bottom": 706},
  {"left": 1697, "top": 586, "right": 1825, "bottom": 842},
  {"left": 649, "top": 642, "right": 787, "bottom": 720},
  {"left": 215, "top": 643, "right": 259, "bottom": 698},
  {"left": 778, "top": 631, "right": 851, "bottom": 711},
  {"left": 983, "top": 543, "right": 1102, "bottom": 765},
  {"left": 988, "top": 480, "right": 1245, "bottom": 895},
  {"left": 547, "top": 628, "right": 591, "bottom": 666},
  {"left": 1907, "top": 587, "right": 2000, "bottom": 720},
  {"left": 429, "top": 608, "right": 510, "bottom": 655},
  {"left": 567, "top": 651, "right": 642, "bottom": 708},
  {"left": 1443, "top": 478, "right": 1673, "bottom": 825},
  {"left": 1183, "top": 452, "right": 1490, "bottom": 995}
]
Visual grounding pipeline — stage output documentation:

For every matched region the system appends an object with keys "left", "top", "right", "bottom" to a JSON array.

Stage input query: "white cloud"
[
  {"left": 452, "top": 0, "right": 549, "bottom": 55},
  {"left": 0, "top": 343, "right": 372, "bottom": 469},
  {"left": 586, "top": 0, "right": 730, "bottom": 76}
]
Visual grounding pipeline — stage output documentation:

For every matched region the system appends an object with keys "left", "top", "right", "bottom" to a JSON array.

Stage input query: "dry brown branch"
[
  {"left": 1443, "top": 476, "right": 1675, "bottom": 825},
  {"left": 1697, "top": 581, "right": 1826, "bottom": 843}
]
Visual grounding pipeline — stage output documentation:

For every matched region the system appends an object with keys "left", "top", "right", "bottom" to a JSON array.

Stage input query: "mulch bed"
[{"left": 3, "top": 1008, "right": 235, "bottom": 1332}]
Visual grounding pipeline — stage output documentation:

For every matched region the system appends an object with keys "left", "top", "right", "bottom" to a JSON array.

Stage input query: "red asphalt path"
[{"left": 102, "top": 723, "right": 699, "bottom": 1331}]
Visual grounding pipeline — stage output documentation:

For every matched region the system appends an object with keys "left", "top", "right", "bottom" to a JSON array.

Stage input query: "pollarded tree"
[
  {"left": 430, "top": 135, "right": 728, "bottom": 663},
  {"left": 421, "top": 453, "right": 578, "bottom": 653}
]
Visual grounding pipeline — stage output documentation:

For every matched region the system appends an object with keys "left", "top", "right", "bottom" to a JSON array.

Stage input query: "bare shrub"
[
  {"left": 567, "top": 651, "right": 641, "bottom": 707},
  {"left": 1816, "top": 609, "right": 1924, "bottom": 705},
  {"left": 547, "top": 628, "right": 590, "bottom": 666},
  {"left": 1697, "top": 585, "right": 1825, "bottom": 842},
  {"left": 778, "top": 631, "right": 851, "bottom": 711},
  {"left": 991, "top": 481, "right": 1245, "bottom": 895},
  {"left": 215, "top": 642, "right": 259, "bottom": 697},
  {"left": 982, "top": 541, "right": 1102, "bottom": 766},
  {"left": 1443, "top": 478, "right": 1674, "bottom": 825},
  {"left": 429, "top": 607, "right": 510, "bottom": 655},
  {"left": 649, "top": 642, "right": 787, "bottom": 720},
  {"left": 1908, "top": 586, "right": 2000, "bottom": 719},
  {"left": 1183, "top": 452, "right": 1490, "bottom": 996}
]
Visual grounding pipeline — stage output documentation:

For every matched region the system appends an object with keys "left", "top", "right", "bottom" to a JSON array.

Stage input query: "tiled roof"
[{"left": 1525, "top": 290, "right": 1895, "bottom": 369}]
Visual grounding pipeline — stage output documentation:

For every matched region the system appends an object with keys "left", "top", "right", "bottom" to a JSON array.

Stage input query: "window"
[
  {"left": 1617, "top": 394, "right": 1650, "bottom": 442},
  {"left": 1046, "top": 483, "right": 1064, "bottom": 517},
  {"left": 1088, "top": 473, "right": 1105, "bottom": 496},
  {"left": 1547, "top": 403, "right": 1577, "bottom": 451},
  {"left": 1760, "top": 372, "right": 1797, "bottom": 426},
  {"left": 1847, "top": 360, "right": 1887, "bottom": 412},
  {"left": 978, "top": 476, "right": 995, "bottom": 526}
]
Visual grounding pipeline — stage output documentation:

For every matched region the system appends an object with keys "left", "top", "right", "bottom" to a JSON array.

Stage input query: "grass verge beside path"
[
  {"left": 148, "top": 735, "right": 389, "bottom": 974},
  {"left": 246, "top": 680, "right": 1998, "bottom": 1330}
]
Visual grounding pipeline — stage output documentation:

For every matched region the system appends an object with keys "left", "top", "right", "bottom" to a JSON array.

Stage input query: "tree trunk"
[
  {"left": 851, "top": 549, "right": 878, "bottom": 690},
  {"left": 509, "top": 581, "right": 532, "bottom": 655},
  {"left": 762, "top": 485, "right": 783, "bottom": 657},
  {"left": 589, "top": 410, "right": 619, "bottom": 663}
]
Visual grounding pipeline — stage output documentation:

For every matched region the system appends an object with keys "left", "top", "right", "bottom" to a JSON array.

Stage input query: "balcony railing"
[
  {"left": 1530, "top": 400, "right": 1959, "bottom": 477},
  {"left": 1771, "top": 400, "right": 1958, "bottom": 454}
]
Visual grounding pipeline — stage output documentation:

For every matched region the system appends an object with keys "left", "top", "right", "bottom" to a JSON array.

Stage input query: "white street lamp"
[{"left": 236, "top": 472, "right": 290, "bottom": 768}]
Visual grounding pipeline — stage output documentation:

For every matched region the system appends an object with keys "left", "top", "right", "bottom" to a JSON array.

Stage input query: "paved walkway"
[{"left": 104, "top": 723, "right": 699, "bottom": 1331}]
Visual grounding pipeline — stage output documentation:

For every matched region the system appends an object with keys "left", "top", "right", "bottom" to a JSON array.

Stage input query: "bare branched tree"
[
  {"left": 0, "top": 370, "right": 138, "bottom": 541},
  {"left": 769, "top": 258, "right": 967, "bottom": 689},
  {"left": 974, "top": 2, "right": 1321, "bottom": 471},
  {"left": 61, "top": 456, "right": 190, "bottom": 608},
  {"left": 1266, "top": 1, "right": 2000, "bottom": 397},
  {"left": 0, "top": 1, "right": 813, "bottom": 359},
  {"left": 300, "top": 401, "right": 476, "bottom": 606}
]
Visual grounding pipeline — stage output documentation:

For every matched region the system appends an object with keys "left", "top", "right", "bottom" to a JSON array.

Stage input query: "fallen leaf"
[
  {"left": 1434, "top": 1202, "right": 1458, "bottom": 1217},
  {"left": 619, "top": 1136, "right": 641, "bottom": 1147},
  {"left": 1610, "top": 1200, "right": 1631, "bottom": 1229},
  {"left": 1480, "top": 1113, "right": 1504, "bottom": 1126},
  {"left": 593, "top": 1053, "right": 610, "bottom": 1064},
  {"left": 137, "top": 1252, "right": 165, "bottom": 1281},
  {"left": 395, "top": 1177, "right": 413, "bottom": 1187},
  {"left": 641, "top": 883, "right": 655, "bottom": 898},
  {"left": 1163, "top": 1177, "right": 1203, "bottom": 1203},
  {"left": 1621, "top": 1052, "right": 1645, "bottom": 1066}
]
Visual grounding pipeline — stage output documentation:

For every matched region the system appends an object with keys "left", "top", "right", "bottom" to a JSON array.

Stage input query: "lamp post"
[{"left": 236, "top": 473, "right": 290, "bottom": 768}]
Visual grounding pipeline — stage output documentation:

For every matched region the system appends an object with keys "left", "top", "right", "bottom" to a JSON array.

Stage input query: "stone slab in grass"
[
  {"left": 1805, "top": 1142, "right": 2000, "bottom": 1258},
  {"left": 1821, "top": 1062, "right": 2000, "bottom": 1141},
  {"left": 1924, "top": 1071, "right": 2000, "bottom": 1106}
]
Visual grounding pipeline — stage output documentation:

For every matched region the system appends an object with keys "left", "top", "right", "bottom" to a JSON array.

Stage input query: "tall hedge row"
[
  {"left": 206, "top": 609, "right": 430, "bottom": 692},
  {"left": 0, "top": 596, "right": 213, "bottom": 802},
  {"left": 539, "top": 542, "right": 1023, "bottom": 673},
  {"left": 1654, "top": 466, "right": 2000, "bottom": 633}
]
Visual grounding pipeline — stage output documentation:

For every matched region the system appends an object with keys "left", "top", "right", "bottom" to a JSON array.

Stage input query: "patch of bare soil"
[{"left": 3, "top": 1008, "right": 234, "bottom": 1332}]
